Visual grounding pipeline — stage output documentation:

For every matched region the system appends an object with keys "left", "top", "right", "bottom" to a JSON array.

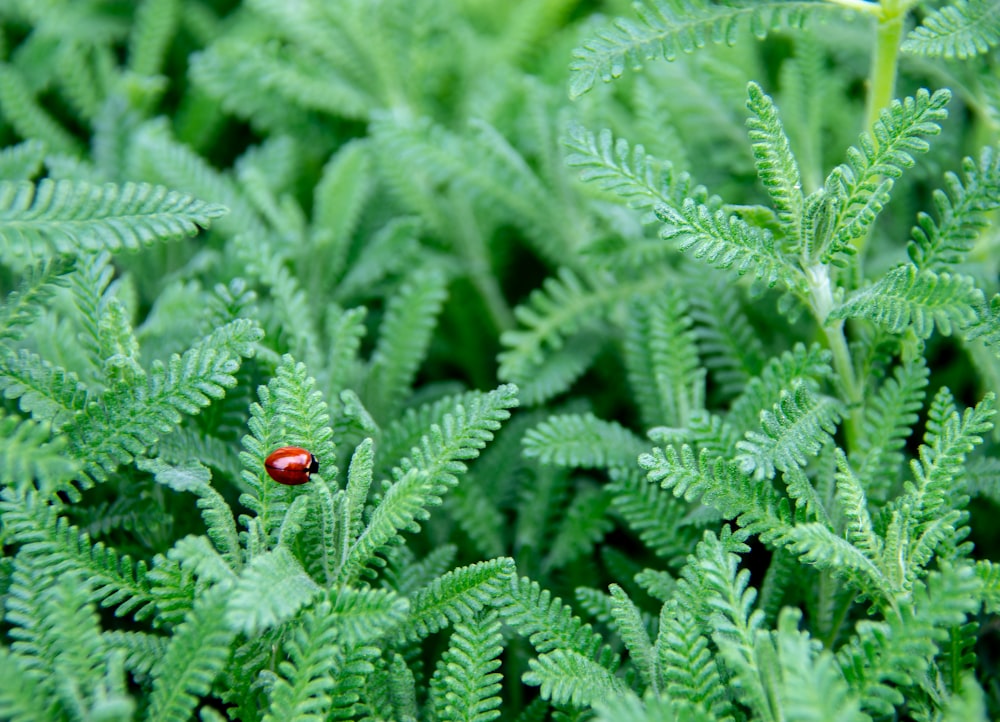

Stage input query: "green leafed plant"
[{"left": 1, "top": 0, "right": 999, "bottom": 720}]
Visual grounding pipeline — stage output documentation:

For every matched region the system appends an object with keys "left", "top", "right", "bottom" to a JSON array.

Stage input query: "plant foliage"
[{"left": 1, "top": 0, "right": 999, "bottom": 719}]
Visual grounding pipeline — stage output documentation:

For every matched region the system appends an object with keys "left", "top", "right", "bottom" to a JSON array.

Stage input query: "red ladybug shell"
[{"left": 264, "top": 446, "right": 319, "bottom": 485}]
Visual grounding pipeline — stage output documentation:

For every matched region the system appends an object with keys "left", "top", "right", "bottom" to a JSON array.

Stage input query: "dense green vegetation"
[{"left": 1, "top": 1, "right": 1000, "bottom": 720}]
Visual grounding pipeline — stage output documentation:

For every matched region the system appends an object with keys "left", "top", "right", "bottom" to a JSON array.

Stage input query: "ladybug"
[{"left": 264, "top": 446, "right": 319, "bottom": 486}]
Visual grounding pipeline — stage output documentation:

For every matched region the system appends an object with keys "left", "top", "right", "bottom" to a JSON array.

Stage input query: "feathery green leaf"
[
  {"left": 523, "top": 413, "right": 646, "bottom": 470},
  {"left": 830, "top": 264, "right": 981, "bottom": 339},
  {"left": 147, "top": 586, "right": 234, "bottom": 722},
  {"left": 400, "top": 558, "right": 514, "bottom": 642},
  {"left": 902, "top": 0, "right": 1000, "bottom": 59},
  {"left": 569, "top": 1, "right": 829, "bottom": 98},
  {"left": 908, "top": 145, "right": 1000, "bottom": 270},
  {"left": 0, "top": 180, "right": 226, "bottom": 259},
  {"left": 823, "top": 89, "right": 950, "bottom": 259},
  {"left": 524, "top": 649, "right": 629, "bottom": 707},
  {"left": 429, "top": 611, "right": 504, "bottom": 722},
  {"left": 225, "top": 547, "right": 321, "bottom": 636},
  {"left": 746, "top": 81, "right": 803, "bottom": 230},
  {"left": 735, "top": 382, "right": 842, "bottom": 481}
]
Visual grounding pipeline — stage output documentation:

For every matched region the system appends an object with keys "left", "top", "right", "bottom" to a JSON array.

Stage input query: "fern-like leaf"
[
  {"left": 0, "top": 180, "right": 226, "bottom": 259},
  {"left": 593, "top": 691, "right": 718, "bottom": 722},
  {"left": 608, "top": 469, "right": 692, "bottom": 559},
  {"left": 103, "top": 630, "right": 169, "bottom": 682},
  {"left": 517, "top": 334, "right": 606, "bottom": 407},
  {"left": 263, "top": 599, "right": 373, "bottom": 722},
  {"left": 901, "top": 0, "right": 1000, "bottom": 59},
  {"left": 908, "top": 145, "right": 1000, "bottom": 270},
  {"left": 0, "top": 139, "right": 46, "bottom": 182},
  {"left": 640, "top": 445, "right": 790, "bottom": 541},
  {"left": 329, "top": 587, "right": 409, "bottom": 646},
  {"left": 399, "top": 558, "right": 515, "bottom": 642},
  {"left": 325, "top": 643, "right": 380, "bottom": 720},
  {"left": 128, "top": 121, "right": 264, "bottom": 239},
  {"left": 833, "top": 451, "right": 882, "bottom": 563},
  {"left": 224, "top": 546, "right": 321, "bottom": 636},
  {"left": 735, "top": 382, "right": 842, "bottom": 481},
  {"left": 141, "top": 458, "right": 242, "bottom": 571},
  {"left": 72, "top": 318, "right": 262, "bottom": 484},
  {"left": 365, "top": 268, "right": 447, "bottom": 421},
  {"left": 147, "top": 586, "right": 235, "bottom": 722},
  {"left": 323, "top": 305, "right": 367, "bottom": 400},
  {"left": 654, "top": 606, "right": 732, "bottom": 719},
  {"left": 523, "top": 649, "right": 629, "bottom": 707},
  {"left": 0, "top": 413, "right": 79, "bottom": 494},
  {"left": 0, "top": 644, "right": 60, "bottom": 722},
  {"left": 382, "top": 545, "right": 458, "bottom": 600},
  {"left": 499, "top": 268, "right": 665, "bottom": 401},
  {"left": 374, "top": 390, "right": 491, "bottom": 481},
  {"left": 0, "top": 349, "right": 89, "bottom": 429},
  {"left": 976, "top": 560, "right": 1000, "bottom": 614},
  {"left": 191, "top": 37, "right": 373, "bottom": 129},
  {"left": 964, "top": 456, "right": 1000, "bottom": 507},
  {"left": 544, "top": 486, "right": 614, "bottom": 571},
  {"left": 773, "top": 607, "right": 868, "bottom": 722},
  {"left": 607, "top": 585, "right": 655, "bottom": 687},
  {"left": 823, "top": 89, "right": 951, "bottom": 258},
  {"left": 905, "top": 390, "right": 994, "bottom": 526},
  {"left": 940, "top": 673, "right": 989, "bottom": 722},
  {"left": 522, "top": 413, "right": 646, "bottom": 470},
  {"left": 690, "top": 280, "right": 766, "bottom": 405},
  {"left": 429, "top": 611, "right": 505, "bottom": 722},
  {"left": 498, "top": 574, "right": 617, "bottom": 668},
  {"left": 853, "top": 360, "right": 929, "bottom": 496},
  {"left": 310, "top": 139, "right": 375, "bottom": 284},
  {"left": 498, "top": 268, "right": 608, "bottom": 401},
  {"left": 0, "top": 63, "right": 82, "bottom": 156},
  {"left": 338, "top": 385, "right": 518, "bottom": 584},
  {"left": 963, "top": 292, "right": 1000, "bottom": 352},
  {"left": 4, "top": 554, "right": 112, "bottom": 719},
  {"left": 0, "top": 489, "right": 160, "bottom": 620},
  {"left": 624, "top": 287, "right": 703, "bottom": 428},
  {"left": 783, "top": 522, "right": 890, "bottom": 600},
  {"left": 568, "top": 1, "right": 828, "bottom": 98},
  {"left": 333, "top": 217, "right": 423, "bottom": 304},
  {"left": 340, "top": 437, "right": 373, "bottom": 547},
  {"left": 446, "top": 480, "right": 508, "bottom": 560},
  {"left": 830, "top": 264, "right": 981, "bottom": 339},
  {"left": 657, "top": 199, "right": 801, "bottom": 287},
  {"left": 727, "top": 342, "right": 832, "bottom": 435},
  {"left": 0, "top": 255, "right": 74, "bottom": 342},
  {"left": 837, "top": 563, "right": 982, "bottom": 716},
  {"left": 680, "top": 530, "right": 777, "bottom": 716},
  {"left": 127, "top": 0, "right": 180, "bottom": 77},
  {"left": 746, "top": 81, "right": 803, "bottom": 230},
  {"left": 371, "top": 115, "right": 569, "bottom": 265},
  {"left": 563, "top": 124, "right": 714, "bottom": 213}
]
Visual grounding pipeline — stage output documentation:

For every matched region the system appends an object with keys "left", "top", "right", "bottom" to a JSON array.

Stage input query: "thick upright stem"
[{"left": 865, "top": 7, "right": 905, "bottom": 131}]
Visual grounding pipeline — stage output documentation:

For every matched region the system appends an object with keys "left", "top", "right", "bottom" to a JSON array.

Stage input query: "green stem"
[
  {"left": 806, "top": 265, "right": 863, "bottom": 453},
  {"left": 853, "top": 1, "right": 906, "bottom": 268},
  {"left": 864, "top": 7, "right": 905, "bottom": 132},
  {"left": 822, "top": 584, "right": 855, "bottom": 649},
  {"left": 824, "top": 320, "right": 863, "bottom": 452},
  {"left": 825, "top": 0, "right": 881, "bottom": 12}
]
